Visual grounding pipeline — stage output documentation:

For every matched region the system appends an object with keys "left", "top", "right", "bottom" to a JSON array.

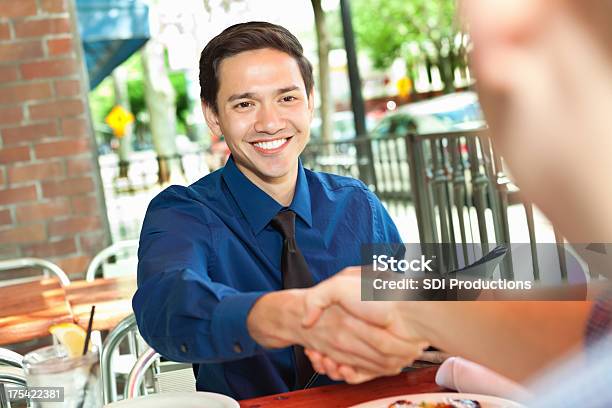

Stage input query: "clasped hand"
[{"left": 298, "top": 267, "right": 429, "bottom": 384}]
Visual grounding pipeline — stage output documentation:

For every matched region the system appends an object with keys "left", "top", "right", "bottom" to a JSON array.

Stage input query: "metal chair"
[
  {"left": 0, "top": 348, "right": 26, "bottom": 399},
  {"left": 124, "top": 347, "right": 195, "bottom": 400},
  {"left": 124, "top": 347, "right": 159, "bottom": 399},
  {"left": 101, "top": 314, "right": 146, "bottom": 405},
  {"left": 0, "top": 349, "right": 23, "bottom": 369},
  {"left": 102, "top": 315, "right": 196, "bottom": 404},
  {"left": 86, "top": 240, "right": 139, "bottom": 282},
  {"left": 0, "top": 258, "right": 70, "bottom": 287},
  {"left": 0, "top": 366, "right": 25, "bottom": 388}
]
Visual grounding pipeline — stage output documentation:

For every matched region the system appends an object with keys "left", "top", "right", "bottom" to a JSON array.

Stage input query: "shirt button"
[
  {"left": 233, "top": 342, "right": 243, "bottom": 353},
  {"left": 180, "top": 343, "right": 188, "bottom": 353}
]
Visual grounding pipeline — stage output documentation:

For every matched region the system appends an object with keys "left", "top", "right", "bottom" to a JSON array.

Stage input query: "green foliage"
[
  {"left": 88, "top": 77, "right": 114, "bottom": 128},
  {"left": 353, "top": 0, "right": 458, "bottom": 66},
  {"left": 352, "top": 0, "right": 411, "bottom": 69},
  {"left": 351, "top": 0, "right": 464, "bottom": 91}
]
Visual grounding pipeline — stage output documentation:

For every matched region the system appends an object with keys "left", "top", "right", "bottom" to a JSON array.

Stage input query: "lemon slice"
[{"left": 49, "top": 323, "right": 87, "bottom": 358}]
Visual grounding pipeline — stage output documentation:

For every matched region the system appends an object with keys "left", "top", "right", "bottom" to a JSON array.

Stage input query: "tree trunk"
[
  {"left": 435, "top": 39, "right": 455, "bottom": 94},
  {"left": 111, "top": 66, "right": 133, "bottom": 178},
  {"left": 438, "top": 56, "right": 455, "bottom": 93},
  {"left": 311, "top": 0, "right": 333, "bottom": 146},
  {"left": 141, "top": 40, "right": 180, "bottom": 184},
  {"left": 185, "top": 67, "right": 208, "bottom": 146}
]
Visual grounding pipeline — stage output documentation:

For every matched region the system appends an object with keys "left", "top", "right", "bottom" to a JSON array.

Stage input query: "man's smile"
[{"left": 250, "top": 136, "right": 293, "bottom": 154}]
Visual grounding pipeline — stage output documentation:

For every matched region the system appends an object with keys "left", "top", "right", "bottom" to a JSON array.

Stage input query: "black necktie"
[{"left": 270, "top": 210, "right": 316, "bottom": 389}]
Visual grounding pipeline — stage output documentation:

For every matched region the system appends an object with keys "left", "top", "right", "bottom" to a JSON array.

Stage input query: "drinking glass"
[{"left": 23, "top": 344, "right": 101, "bottom": 408}]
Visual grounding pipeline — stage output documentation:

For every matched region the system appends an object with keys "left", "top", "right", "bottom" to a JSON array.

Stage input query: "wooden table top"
[
  {"left": 239, "top": 367, "right": 444, "bottom": 408},
  {"left": 0, "top": 276, "right": 136, "bottom": 345},
  {"left": 0, "top": 278, "right": 74, "bottom": 346},
  {"left": 66, "top": 276, "right": 136, "bottom": 331}
]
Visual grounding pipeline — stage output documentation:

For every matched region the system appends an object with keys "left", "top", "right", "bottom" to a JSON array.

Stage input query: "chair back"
[
  {"left": 0, "top": 348, "right": 26, "bottom": 407},
  {"left": 124, "top": 347, "right": 159, "bottom": 399},
  {"left": 86, "top": 240, "right": 139, "bottom": 282},
  {"left": 101, "top": 314, "right": 140, "bottom": 404},
  {"left": 0, "top": 258, "right": 70, "bottom": 287},
  {"left": 124, "top": 347, "right": 196, "bottom": 400},
  {"left": 0, "top": 349, "right": 23, "bottom": 369},
  {"left": 0, "top": 366, "right": 25, "bottom": 387}
]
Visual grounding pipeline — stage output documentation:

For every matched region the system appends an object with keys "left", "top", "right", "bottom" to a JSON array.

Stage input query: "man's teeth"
[{"left": 253, "top": 138, "right": 287, "bottom": 150}]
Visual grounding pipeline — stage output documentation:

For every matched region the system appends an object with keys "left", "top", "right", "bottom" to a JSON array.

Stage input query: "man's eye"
[
  {"left": 235, "top": 102, "right": 252, "bottom": 109},
  {"left": 282, "top": 96, "right": 297, "bottom": 102}
]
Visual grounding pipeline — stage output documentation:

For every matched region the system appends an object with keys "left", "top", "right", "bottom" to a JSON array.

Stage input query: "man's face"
[{"left": 203, "top": 48, "right": 314, "bottom": 188}]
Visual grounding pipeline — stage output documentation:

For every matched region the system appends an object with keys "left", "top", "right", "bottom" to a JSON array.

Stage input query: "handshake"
[{"left": 247, "top": 267, "right": 443, "bottom": 385}]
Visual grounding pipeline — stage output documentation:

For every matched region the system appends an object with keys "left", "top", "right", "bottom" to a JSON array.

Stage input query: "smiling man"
[{"left": 132, "top": 22, "right": 421, "bottom": 400}]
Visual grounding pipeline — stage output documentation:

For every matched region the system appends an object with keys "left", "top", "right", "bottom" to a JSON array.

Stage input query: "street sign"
[
  {"left": 397, "top": 76, "right": 412, "bottom": 98},
  {"left": 105, "top": 105, "right": 134, "bottom": 137}
]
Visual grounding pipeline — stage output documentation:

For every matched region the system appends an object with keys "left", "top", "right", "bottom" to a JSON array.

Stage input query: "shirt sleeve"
[{"left": 132, "top": 187, "right": 267, "bottom": 363}]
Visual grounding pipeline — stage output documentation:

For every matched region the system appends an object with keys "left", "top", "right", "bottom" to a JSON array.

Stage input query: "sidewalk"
[{"left": 388, "top": 202, "right": 557, "bottom": 243}]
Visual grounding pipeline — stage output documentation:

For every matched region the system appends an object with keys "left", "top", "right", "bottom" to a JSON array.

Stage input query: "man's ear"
[{"left": 202, "top": 101, "right": 222, "bottom": 137}]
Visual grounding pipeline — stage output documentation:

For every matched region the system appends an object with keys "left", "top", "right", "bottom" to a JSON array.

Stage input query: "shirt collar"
[{"left": 221, "top": 156, "right": 312, "bottom": 235}]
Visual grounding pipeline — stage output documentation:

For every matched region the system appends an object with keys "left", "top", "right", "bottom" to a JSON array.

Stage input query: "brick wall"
[{"left": 0, "top": 0, "right": 110, "bottom": 278}]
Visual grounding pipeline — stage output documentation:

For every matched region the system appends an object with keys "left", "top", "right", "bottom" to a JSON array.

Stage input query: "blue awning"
[{"left": 76, "top": 0, "right": 150, "bottom": 89}]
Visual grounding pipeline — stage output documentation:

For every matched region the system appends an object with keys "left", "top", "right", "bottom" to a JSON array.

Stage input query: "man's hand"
[
  {"left": 297, "top": 303, "right": 427, "bottom": 379},
  {"left": 298, "top": 267, "right": 431, "bottom": 383},
  {"left": 304, "top": 348, "right": 383, "bottom": 383},
  {"left": 302, "top": 267, "right": 424, "bottom": 340},
  {"left": 246, "top": 277, "right": 428, "bottom": 382}
]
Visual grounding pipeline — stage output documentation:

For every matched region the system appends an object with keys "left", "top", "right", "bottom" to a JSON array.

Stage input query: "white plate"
[
  {"left": 104, "top": 391, "right": 239, "bottom": 408},
  {"left": 349, "top": 392, "right": 525, "bottom": 408}
]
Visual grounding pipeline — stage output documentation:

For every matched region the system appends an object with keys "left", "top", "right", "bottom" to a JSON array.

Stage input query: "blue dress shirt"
[{"left": 133, "top": 156, "right": 402, "bottom": 400}]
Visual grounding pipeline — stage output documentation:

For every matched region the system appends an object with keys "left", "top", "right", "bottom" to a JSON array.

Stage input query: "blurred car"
[{"left": 370, "top": 91, "right": 485, "bottom": 139}]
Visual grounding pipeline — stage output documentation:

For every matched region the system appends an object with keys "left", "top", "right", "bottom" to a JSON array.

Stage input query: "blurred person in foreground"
[
  {"left": 299, "top": 0, "right": 612, "bottom": 400},
  {"left": 133, "top": 21, "right": 424, "bottom": 400}
]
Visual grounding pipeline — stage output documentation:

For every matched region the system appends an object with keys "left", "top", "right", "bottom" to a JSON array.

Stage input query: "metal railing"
[
  {"left": 302, "top": 129, "right": 569, "bottom": 281},
  {"left": 99, "top": 151, "right": 210, "bottom": 196}
]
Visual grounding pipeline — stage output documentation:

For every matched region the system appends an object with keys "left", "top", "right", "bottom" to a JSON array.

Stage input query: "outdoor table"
[
  {"left": 65, "top": 276, "right": 136, "bottom": 332},
  {"left": 239, "top": 367, "right": 444, "bottom": 408},
  {"left": 0, "top": 278, "right": 72, "bottom": 345},
  {"left": 0, "top": 276, "right": 136, "bottom": 346}
]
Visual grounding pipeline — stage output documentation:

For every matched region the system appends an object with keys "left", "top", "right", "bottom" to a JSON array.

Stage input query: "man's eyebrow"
[
  {"left": 277, "top": 85, "right": 300, "bottom": 94},
  {"left": 227, "top": 92, "right": 257, "bottom": 103}
]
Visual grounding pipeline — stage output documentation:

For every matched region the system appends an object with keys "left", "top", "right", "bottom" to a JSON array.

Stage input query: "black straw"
[{"left": 82, "top": 305, "right": 96, "bottom": 356}]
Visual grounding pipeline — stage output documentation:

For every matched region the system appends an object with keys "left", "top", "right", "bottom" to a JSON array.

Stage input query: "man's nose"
[{"left": 254, "top": 104, "right": 285, "bottom": 134}]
